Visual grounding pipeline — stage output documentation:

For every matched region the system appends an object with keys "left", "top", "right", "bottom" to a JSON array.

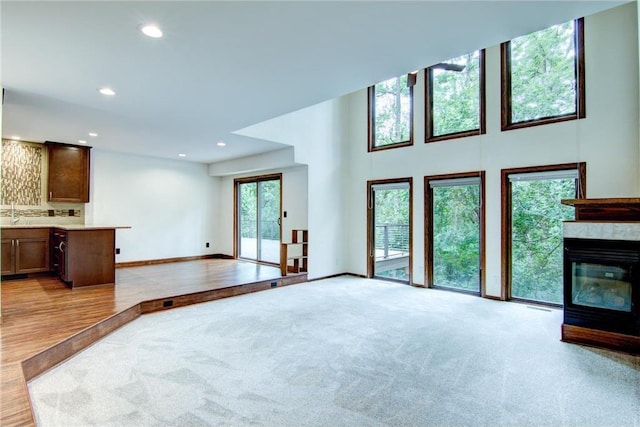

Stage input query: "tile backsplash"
[
  {"left": 1, "top": 140, "right": 84, "bottom": 225},
  {"left": 1, "top": 140, "right": 42, "bottom": 205}
]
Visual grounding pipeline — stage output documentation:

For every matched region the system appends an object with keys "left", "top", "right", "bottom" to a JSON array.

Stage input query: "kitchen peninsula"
[{"left": 1, "top": 225, "right": 129, "bottom": 288}]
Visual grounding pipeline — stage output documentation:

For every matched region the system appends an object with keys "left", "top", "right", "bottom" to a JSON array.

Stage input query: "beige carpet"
[{"left": 29, "top": 277, "right": 640, "bottom": 426}]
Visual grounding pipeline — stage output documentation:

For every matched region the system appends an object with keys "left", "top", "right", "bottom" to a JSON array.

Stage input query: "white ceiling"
[{"left": 1, "top": 1, "right": 627, "bottom": 164}]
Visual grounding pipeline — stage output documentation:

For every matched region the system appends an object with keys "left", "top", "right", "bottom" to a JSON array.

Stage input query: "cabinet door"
[
  {"left": 1, "top": 239, "right": 15, "bottom": 275},
  {"left": 15, "top": 238, "right": 50, "bottom": 274},
  {"left": 46, "top": 142, "right": 90, "bottom": 203}
]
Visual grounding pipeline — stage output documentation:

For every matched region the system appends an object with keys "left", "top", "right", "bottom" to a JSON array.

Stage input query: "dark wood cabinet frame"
[
  {"left": 424, "top": 171, "right": 486, "bottom": 296},
  {"left": 500, "top": 162, "right": 586, "bottom": 301},
  {"left": 366, "top": 177, "right": 413, "bottom": 284},
  {"left": 425, "top": 50, "right": 486, "bottom": 143},
  {"left": 501, "top": 18, "right": 585, "bottom": 131}
]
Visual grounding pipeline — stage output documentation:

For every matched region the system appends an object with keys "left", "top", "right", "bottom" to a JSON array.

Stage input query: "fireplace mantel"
[{"left": 562, "top": 198, "right": 640, "bottom": 221}]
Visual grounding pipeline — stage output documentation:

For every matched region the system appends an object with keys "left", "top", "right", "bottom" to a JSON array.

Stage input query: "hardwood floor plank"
[{"left": 1, "top": 259, "right": 304, "bottom": 426}]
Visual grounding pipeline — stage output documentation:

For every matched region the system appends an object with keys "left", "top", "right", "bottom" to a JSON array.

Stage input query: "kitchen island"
[{"left": 1, "top": 225, "right": 129, "bottom": 288}]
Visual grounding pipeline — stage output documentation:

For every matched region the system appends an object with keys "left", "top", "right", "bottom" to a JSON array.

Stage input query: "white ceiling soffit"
[{"left": 1, "top": 1, "right": 628, "bottom": 164}]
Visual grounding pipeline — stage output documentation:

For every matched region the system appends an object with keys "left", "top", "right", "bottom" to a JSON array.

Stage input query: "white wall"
[
  {"left": 216, "top": 165, "right": 308, "bottom": 256},
  {"left": 86, "top": 150, "right": 220, "bottom": 263},
  {"left": 218, "top": 98, "right": 349, "bottom": 279},
  {"left": 344, "top": 3, "right": 639, "bottom": 296}
]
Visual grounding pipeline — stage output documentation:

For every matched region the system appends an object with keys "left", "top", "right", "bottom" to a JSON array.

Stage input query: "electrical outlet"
[
  {"left": 115, "top": 248, "right": 120, "bottom": 255},
  {"left": 271, "top": 281, "right": 278, "bottom": 288},
  {"left": 206, "top": 242, "right": 210, "bottom": 248}
]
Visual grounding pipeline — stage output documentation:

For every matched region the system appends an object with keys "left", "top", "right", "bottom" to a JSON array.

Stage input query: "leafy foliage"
[
  {"left": 431, "top": 51, "right": 481, "bottom": 137},
  {"left": 373, "top": 75, "right": 411, "bottom": 147},
  {"left": 239, "top": 180, "right": 280, "bottom": 241},
  {"left": 432, "top": 184, "right": 480, "bottom": 291},
  {"left": 373, "top": 187, "right": 410, "bottom": 281},
  {"left": 510, "top": 21, "right": 576, "bottom": 122},
  {"left": 511, "top": 178, "right": 575, "bottom": 304}
]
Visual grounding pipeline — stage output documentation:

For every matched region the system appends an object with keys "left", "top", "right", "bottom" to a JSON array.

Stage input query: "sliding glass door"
[
  {"left": 426, "top": 173, "right": 484, "bottom": 294},
  {"left": 236, "top": 175, "right": 281, "bottom": 264},
  {"left": 502, "top": 164, "right": 585, "bottom": 305},
  {"left": 368, "top": 179, "right": 412, "bottom": 284}
]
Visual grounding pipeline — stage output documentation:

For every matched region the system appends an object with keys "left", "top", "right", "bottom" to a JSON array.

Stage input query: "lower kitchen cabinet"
[
  {"left": 52, "top": 228, "right": 115, "bottom": 288},
  {"left": 2, "top": 228, "right": 50, "bottom": 275}
]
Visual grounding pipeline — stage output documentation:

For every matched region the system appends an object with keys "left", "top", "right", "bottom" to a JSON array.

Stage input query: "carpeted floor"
[{"left": 29, "top": 277, "right": 640, "bottom": 427}]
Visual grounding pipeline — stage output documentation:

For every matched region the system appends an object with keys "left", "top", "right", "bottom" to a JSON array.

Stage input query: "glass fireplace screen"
[{"left": 572, "top": 262, "right": 632, "bottom": 312}]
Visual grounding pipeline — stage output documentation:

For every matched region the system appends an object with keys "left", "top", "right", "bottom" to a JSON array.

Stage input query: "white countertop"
[{"left": 1, "top": 224, "right": 131, "bottom": 230}]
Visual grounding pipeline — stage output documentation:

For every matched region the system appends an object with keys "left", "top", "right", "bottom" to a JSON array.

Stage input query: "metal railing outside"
[{"left": 375, "top": 223, "right": 409, "bottom": 259}]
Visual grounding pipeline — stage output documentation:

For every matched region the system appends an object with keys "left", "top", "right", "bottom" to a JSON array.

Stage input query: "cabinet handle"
[
  {"left": 59, "top": 241, "right": 66, "bottom": 252},
  {"left": 49, "top": 191, "right": 52, "bottom": 200}
]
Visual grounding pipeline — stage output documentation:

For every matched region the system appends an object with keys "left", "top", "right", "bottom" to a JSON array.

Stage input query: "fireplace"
[{"left": 564, "top": 238, "right": 639, "bottom": 337}]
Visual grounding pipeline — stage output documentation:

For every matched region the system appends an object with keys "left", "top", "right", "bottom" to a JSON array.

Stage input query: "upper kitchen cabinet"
[{"left": 45, "top": 141, "right": 91, "bottom": 203}]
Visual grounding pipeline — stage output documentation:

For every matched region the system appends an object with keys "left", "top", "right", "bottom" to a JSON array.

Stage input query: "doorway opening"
[
  {"left": 367, "top": 178, "right": 412, "bottom": 284},
  {"left": 235, "top": 174, "right": 282, "bottom": 265},
  {"left": 425, "top": 172, "right": 485, "bottom": 295},
  {"left": 502, "top": 163, "right": 586, "bottom": 305}
]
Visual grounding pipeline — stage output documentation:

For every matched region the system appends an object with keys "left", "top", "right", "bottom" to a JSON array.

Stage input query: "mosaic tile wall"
[
  {"left": 1, "top": 140, "right": 42, "bottom": 205},
  {"left": 0, "top": 208, "right": 81, "bottom": 219}
]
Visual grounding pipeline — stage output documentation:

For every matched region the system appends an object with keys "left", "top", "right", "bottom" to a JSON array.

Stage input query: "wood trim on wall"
[
  {"left": 366, "top": 177, "right": 413, "bottom": 284},
  {"left": 116, "top": 254, "right": 221, "bottom": 268},
  {"left": 500, "top": 162, "right": 587, "bottom": 301},
  {"left": 424, "top": 171, "right": 486, "bottom": 296}
]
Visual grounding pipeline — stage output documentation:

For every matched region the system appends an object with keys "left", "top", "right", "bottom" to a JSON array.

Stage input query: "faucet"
[{"left": 10, "top": 202, "right": 20, "bottom": 225}]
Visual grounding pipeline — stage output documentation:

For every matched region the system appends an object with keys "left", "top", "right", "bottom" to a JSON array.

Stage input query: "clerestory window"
[
  {"left": 368, "top": 74, "right": 415, "bottom": 151},
  {"left": 501, "top": 18, "right": 585, "bottom": 131},
  {"left": 425, "top": 50, "right": 486, "bottom": 142}
]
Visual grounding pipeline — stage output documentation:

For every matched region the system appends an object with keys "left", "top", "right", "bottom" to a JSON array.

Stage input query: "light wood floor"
[{"left": 1, "top": 259, "right": 305, "bottom": 427}]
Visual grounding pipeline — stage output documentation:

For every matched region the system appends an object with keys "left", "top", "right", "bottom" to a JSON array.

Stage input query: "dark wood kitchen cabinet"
[
  {"left": 45, "top": 141, "right": 91, "bottom": 203},
  {"left": 51, "top": 228, "right": 115, "bottom": 288},
  {"left": 1, "top": 228, "right": 51, "bottom": 275}
]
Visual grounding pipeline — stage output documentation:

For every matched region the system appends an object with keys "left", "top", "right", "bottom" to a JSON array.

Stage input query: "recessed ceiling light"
[
  {"left": 99, "top": 87, "right": 115, "bottom": 96},
  {"left": 89, "top": 132, "right": 98, "bottom": 137},
  {"left": 178, "top": 153, "right": 186, "bottom": 157},
  {"left": 216, "top": 141, "right": 226, "bottom": 147},
  {"left": 140, "top": 24, "right": 163, "bottom": 38},
  {"left": 78, "top": 140, "right": 87, "bottom": 144},
  {"left": 10, "top": 135, "right": 20, "bottom": 141}
]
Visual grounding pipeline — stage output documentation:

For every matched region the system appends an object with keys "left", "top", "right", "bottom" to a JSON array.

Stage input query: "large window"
[
  {"left": 368, "top": 74, "right": 414, "bottom": 151},
  {"left": 501, "top": 18, "right": 585, "bottom": 130},
  {"left": 425, "top": 172, "right": 485, "bottom": 295},
  {"left": 425, "top": 50, "right": 486, "bottom": 142},
  {"left": 501, "top": 163, "right": 586, "bottom": 305}
]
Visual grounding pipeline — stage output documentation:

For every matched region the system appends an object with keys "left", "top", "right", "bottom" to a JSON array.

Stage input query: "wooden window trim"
[
  {"left": 367, "top": 77, "right": 414, "bottom": 152},
  {"left": 425, "top": 50, "right": 486, "bottom": 143},
  {"left": 366, "top": 177, "right": 413, "bottom": 284},
  {"left": 500, "top": 163, "right": 586, "bottom": 301},
  {"left": 424, "top": 171, "right": 486, "bottom": 297},
  {"left": 501, "top": 18, "right": 585, "bottom": 131},
  {"left": 233, "top": 173, "right": 283, "bottom": 265}
]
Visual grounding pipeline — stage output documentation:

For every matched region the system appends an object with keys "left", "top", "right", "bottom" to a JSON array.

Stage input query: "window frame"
[
  {"left": 425, "top": 50, "right": 486, "bottom": 143},
  {"left": 367, "top": 74, "right": 415, "bottom": 152},
  {"left": 425, "top": 171, "right": 486, "bottom": 296},
  {"left": 500, "top": 163, "right": 586, "bottom": 302},
  {"left": 501, "top": 18, "right": 585, "bottom": 131}
]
